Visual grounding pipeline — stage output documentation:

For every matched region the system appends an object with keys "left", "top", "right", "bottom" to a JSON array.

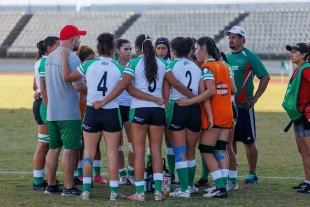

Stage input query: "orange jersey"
[
  {"left": 201, "top": 60, "right": 233, "bottom": 128},
  {"left": 80, "top": 94, "right": 87, "bottom": 121},
  {"left": 200, "top": 103, "right": 209, "bottom": 130}
]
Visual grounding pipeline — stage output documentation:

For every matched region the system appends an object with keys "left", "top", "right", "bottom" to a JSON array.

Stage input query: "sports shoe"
[
  {"left": 243, "top": 173, "right": 259, "bottom": 185},
  {"left": 74, "top": 177, "right": 83, "bottom": 185},
  {"left": 80, "top": 191, "right": 90, "bottom": 200},
  {"left": 297, "top": 185, "right": 310, "bottom": 194},
  {"left": 61, "top": 185, "right": 82, "bottom": 197},
  {"left": 94, "top": 174, "right": 107, "bottom": 184},
  {"left": 227, "top": 181, "right": 238, "bottom": 190},
  {"left": 33, "top": 181, "right": 48, "bottom": 190},
  {"left": 110, "top": 191, "right": 127, "bottom": 201},
  {"left": 56, "top": 179, "right": 63, "bottom": 186},
  {"left": 169, "top": 188, "right": 190, "bottom": 198},
  {"left": 292, "top": 182, "right": 309, "bottom": 190},
  {"left": 154, "top": 191, "right": 166, "bottom": 201},
  {"left": 127, "top": 192, "right": 145, "bottom": 201},
  {"left": 188, "top": 186, "right": 199, "bottom": 194},
  {"left": 194, "top": 179, "right": 209, "bottom": 187},
  {"left": 119, "top": 175, "right": 128, "bottom": 185},
  {"left": 44, "top": 184, "right": 63, "bottom": 195},
  {"left": 203, "top": 187, "right": 228, "bottom": 198},
  {"left": 127, "top": 175, "right": 135, "bottom": 185},
  {"left": 203, "top": 186, "right": 216, "bottom": 194}
]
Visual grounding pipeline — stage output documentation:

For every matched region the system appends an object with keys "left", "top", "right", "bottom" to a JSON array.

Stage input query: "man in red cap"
[{"left": 44, "top": 25, "right": 87, "bottom": 197}]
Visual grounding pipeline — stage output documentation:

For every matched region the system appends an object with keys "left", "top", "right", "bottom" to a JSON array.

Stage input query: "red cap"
[{"left": 60, "top": 25, "right": 86, "bottom": 40}]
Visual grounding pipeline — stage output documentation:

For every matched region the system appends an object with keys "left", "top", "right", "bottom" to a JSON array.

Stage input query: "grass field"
[{"left": 1, "top": 73, "right": 308, "bottom": 207}]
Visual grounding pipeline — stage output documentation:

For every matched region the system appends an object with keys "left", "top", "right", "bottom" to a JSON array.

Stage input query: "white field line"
[{"left": 0, "top": 171, "right": 304, "bottom": 180}]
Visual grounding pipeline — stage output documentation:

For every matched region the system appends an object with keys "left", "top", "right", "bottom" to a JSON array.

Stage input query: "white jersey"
[
  {"left": 78, "top": 57, "right": 123, "bottom": 109},
  {"left": 169, "top": 58, "right": 202, "bottom": 100},
  {"left": 116, "top": 61, "right": 131, "bottom": 106},
  {"left": 33, "top": 55, "right": 47, "bottom": 94},
  {"left": 124, "top": 55, "right": 170, "bottom": 108}
]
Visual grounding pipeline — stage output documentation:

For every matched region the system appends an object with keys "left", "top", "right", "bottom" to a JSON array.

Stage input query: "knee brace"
[
  {"left": 170, "top": 141, "right": 186, "bottom": 162},
  {"left": 128, "top": 142, "right": 134, "bottom": 153},
  {"left": 214, "top": 140, "right": 228, "bottom": 160},
  {"left": 198, "top": 143, "right": 215, "bottom": 154}
]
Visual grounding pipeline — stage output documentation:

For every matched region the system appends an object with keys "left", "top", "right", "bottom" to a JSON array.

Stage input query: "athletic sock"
[
  {"left": 83, "top": 176, "right": 92, "bottom": 192},
  {"left": 93, "top": 160, "right": 101, "bottom": 176},
  {"left": 211, "top": 170, "right": 225, "bottom": 189},
  {"left": 153, "top": 173, "right": 163, "bottom": 192},
  {"left": 187, "top": 159, "right": 196, "bottom": 188},
  {"left": 33, "top": 169, "right": 44, "bottom": 185},
  {"left": 128, "top": 165, "right": 134, "bottom": 176},
  {"left": 77, "top": 160, "right": 83, "bottom": 177},
  {"left": 119, "top": 167, "right": 127, "bottom": 177},
  {"left": 109, "top": 180, "right": 119, "bottom": 194},
  {"left": 221, "top": 169, "right": 229, "bottom": 186},
  {"left": 201, "top": 157, "right": 209, "bottom": 180},
  {"left": 167, "top": 147, "right": 175, "bottom": 175},
  {"left": 229, "top": 170, "right": 238, "bottom": 184},
  {"left": 176, "top": 161, "right": 188, "bottom": 192},
  {"left": 74, "top": 170, "right": 78, "bottom": 178},
  {"left": 135, "top": 179, "right": 145, "bottom": 194}
]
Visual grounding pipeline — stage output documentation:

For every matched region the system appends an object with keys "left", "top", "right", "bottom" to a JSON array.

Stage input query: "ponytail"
[
  {"left": 135, "top": 34, "right": 158, "bottom": 84},
  {"left": 36, "top": 40, "right": 44, "bottom": 60}
]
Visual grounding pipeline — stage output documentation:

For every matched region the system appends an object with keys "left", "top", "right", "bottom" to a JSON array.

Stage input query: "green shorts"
[
  {"left": 39, "top": 101, "right": 47, "bottom": 124},
  {"left": 48, "top": 120, "right": 83, "bottom": 150}
]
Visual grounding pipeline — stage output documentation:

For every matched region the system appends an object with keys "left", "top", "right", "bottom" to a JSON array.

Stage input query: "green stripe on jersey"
[
  {"left": 124, "top": 57, "right": 143, "bottom": 76},
  {"left": 78, "top": 58, "right": 100, "bottom": 75},
  {"left": 38, "top": 58, "right": 47, "bottom": 77},
  {"left": 202, "top": 67, "right": 214, "bottom": 80}
]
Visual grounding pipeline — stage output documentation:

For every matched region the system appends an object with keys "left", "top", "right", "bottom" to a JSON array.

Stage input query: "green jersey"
[{"left": 226, "top": 48, "right": 269, "bottom": 108}]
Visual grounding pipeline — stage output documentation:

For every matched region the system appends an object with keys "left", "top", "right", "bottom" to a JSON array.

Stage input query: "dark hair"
[
  {"left": 197, "top": 36, "right": 220, "bottom": 61},
  {"left": 170, "top": 37, "right": 193, "bottom": 58},
  {"left": 135, "top": 34, "right": 158, "bottom": 84},
  {"left": 155, "top": 37, "right": 171, "bottom": 60},
  {"left": 295, "top": 43, "right": 310, "bottom": 62},
  {"left": 115, "top": 38, "right": 131, "bottom": 61},
  {"left": 97, "top": 33, "right": 115, "bottom": 56},
  {"left": 215, "top": 47, "right": 229, "bottom": 64},
  {"left": 236, "top": 34, "right": 246, "bottom": 43},
  {"left": 189, "top": 38, "right": 197, "bottom": 61},
  {"left": 75, "top": 45, "right": 95, "bottom": 62},
  {"left": 36, "top": 36, "right": 59, "bottom": 60}
]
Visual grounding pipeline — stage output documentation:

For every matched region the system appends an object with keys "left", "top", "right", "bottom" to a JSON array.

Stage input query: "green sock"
[
  {"left": 110, "top": 180, "right": 119, "bottom": 194},
  {"left": 128, "top": 166, "right": 134, "bottom": 176},
  {"left": 221, "top": 169, "right": 229, "bottom": 186},
  {"left": 33, "top": 169, "right": 44, "bottom": 185},
  {"left": 211, "top": 170, "right": 225, "bottom": 189},
  {"left": 119, "top": 168, "right": 127, "bottom": 177},
  {"left": 93, "top": 167, "right": 100, "bottom": 176},
  {"left": 93, "top": 160, "right": 101, "bottom": 176},
  {"left": 187, "top": 160, "right": 196, "bottom": 188},
  {"left": 77, "top": 161, "right": 83, "bottom": 176},
  {"left": 176, "top": 161, "right": 189, "bottom": 192},
  {"left": 153, "top": 173, "right": 163, "bottom": 192},
  {"left": 167, "top": 148, "right": 175, "bottom": 175},
  {"left": 229, "top": 170, "right": 238, "bottom": 184},
  {"left": 201, "top": 158, "right": 209, "bottom": 180},
  {"left": 135, "top": 179, "right": 144, "bottom": 194},
  {"left": 83, "top": 177, "right": 92, "bottom": 192}
]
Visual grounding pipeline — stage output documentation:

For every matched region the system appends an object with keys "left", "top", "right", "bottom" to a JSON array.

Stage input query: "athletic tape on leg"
[
  {"left": 82, "top": 157, "right": 93, "bottom": 176},
  {"left": 170, "top": 141, "right": 186, "bottom": 162}
]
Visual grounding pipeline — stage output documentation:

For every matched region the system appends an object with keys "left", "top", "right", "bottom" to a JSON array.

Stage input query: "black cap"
[
  {"left": 155, "top": 37, "right": 171, "bottom": 60},
  {"left": 286, "top": 44, "right": 309, "bottom": 54}
]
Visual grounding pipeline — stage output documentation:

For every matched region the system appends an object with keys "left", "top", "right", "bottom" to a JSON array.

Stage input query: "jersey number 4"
[
  {"left": 97, "top": 71, "right": 108, "bottom": 96},
  {"left": 185, "top": 71, "right": 193, "bottom": 92}
]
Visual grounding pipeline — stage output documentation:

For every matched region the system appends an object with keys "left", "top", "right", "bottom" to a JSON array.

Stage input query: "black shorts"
[
  {"left": 233, "top": 107, "right": 256, "bottom": 144},
  {"left": 166, "top": 102, "right": 201, "bottom": 132},
  {"left": 32, "top": 98, "right": 44, "bottom": 125},
  {"left": 129, "top": 107, "right": 165, "bottom": 126},
  {"left": 294, "top": 115, "right": 310, "bottom": 138},
  {"left": 82, "top": 106, "right": 122, "bottom": 133},
  {"left": 119, "top": 105, "right": 130, "bottom": 125},
  {"left": 232, "top": 101, "right": 238, "bottom": 123}
]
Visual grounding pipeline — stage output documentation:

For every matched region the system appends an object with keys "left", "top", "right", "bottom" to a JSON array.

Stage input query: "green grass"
[{"left": 0, "top": 74, "right": 305, "bottom": 207}]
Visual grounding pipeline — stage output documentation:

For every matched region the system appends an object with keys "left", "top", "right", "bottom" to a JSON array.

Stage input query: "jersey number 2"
[
  {"left": 97, "top": 71, "right": 108, "bottom": 96},
  {"left": 185, "top": 71, "right": 193, "bottom": 92}
]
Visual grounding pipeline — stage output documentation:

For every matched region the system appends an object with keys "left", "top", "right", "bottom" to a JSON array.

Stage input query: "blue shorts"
[{"left": 233, "top": 107, "right": 256, "bottom": 144}]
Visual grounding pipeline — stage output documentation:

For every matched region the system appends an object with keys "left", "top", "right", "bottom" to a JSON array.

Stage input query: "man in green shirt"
[{"left": 223, "top": 26, "right": 270, "bottom": 185}]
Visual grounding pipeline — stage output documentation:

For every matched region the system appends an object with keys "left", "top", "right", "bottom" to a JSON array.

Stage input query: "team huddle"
[{"left": 32, "top": 24, "right": 270, "bottom": 201}]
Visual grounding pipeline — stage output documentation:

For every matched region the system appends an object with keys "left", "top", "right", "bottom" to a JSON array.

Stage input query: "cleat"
[
  {"left": 127, "top": 175, "right": 135, "bottom": 185},
  {"left": 127, "top": 192, "right": 145, "bottom": 201},
  {"left": 243, "top": 173, "right": 259, "bottom": 185},
  {"left": 44, "top": 184, "right": 63, "bottom": 195},
  {"left": 61, "top": 185, "right": 82, "bottom": 197},
  {"left": 188, "top": 186, "right": 199, "bottom": 194},
  {"left": 119, "top": 175, "right": 128, "bottom": 185},
  {"left": 33, "top": 181, "right": 48, "bottom": 190},
  {"left": 194, "top": 179, "right": 209, "bottom": 187},
  {"left": 203, "top": 186, "right": 216, "bottom": 194},
  {"left": 203, "top": 187, "right": 228, "bottom": 198},
  {"left": 94, "top": 174, "right": 107, "bottom": 184},
  {"left": 80, "top": 191, "right": 90, "bottom": 200},
  {"left": 169, "top": 188, "right": 190, "bottom": 198},
  {"left": 110, "top": 191, "right": 127, "bottom": 201},
  {"left": 227, "top": 181, "right": 238, "bottom": 190},
  {"left": 154, "top": 191, "right": 165, "bottom": 201},
  {"left": 293, "top": 182, "right": 309, "bottom": 190}
]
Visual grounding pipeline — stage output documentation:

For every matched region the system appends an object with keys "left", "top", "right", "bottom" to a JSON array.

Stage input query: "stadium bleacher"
[
  {"left": 7, "top": 11, "right": 133, "bottom": 55},
  {"left": 0, "top": 12, "right": 24, "bottom": 46},
  {"left": 217, "top": 8, "right": 310, "bottom": 57},
  {"left": 121, "top": 10, "right": 242, "bottom": 44}
]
